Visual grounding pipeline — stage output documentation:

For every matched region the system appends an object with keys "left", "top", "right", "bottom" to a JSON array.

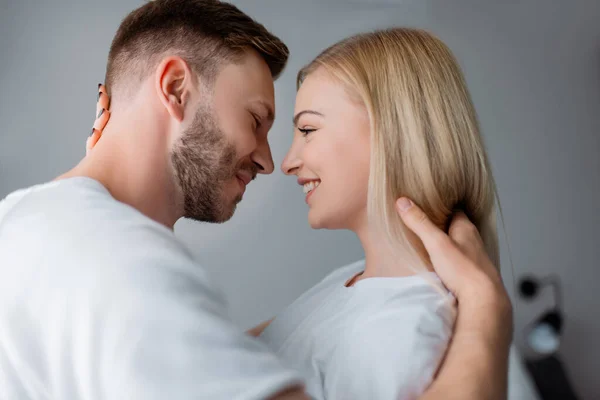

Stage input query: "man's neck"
[{"left": 57, "top": 110, "right": 183, "bottom": 229}]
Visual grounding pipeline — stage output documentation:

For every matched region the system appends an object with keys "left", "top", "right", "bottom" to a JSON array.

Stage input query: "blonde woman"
[
  {"left": 90, "top": 28, "right": 507, "bottom": 400},
  {"left": 261, "top": 27, "right": 501, "bottom": 399}
]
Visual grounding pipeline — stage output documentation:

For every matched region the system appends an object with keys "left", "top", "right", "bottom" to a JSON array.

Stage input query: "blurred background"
[{"left": 1, "top": 0, "right": 599, "bottom": 398}]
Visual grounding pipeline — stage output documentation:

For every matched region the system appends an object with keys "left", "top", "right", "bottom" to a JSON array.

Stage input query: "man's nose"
[{"left": 252, "top": 137, "right": 275, "bottom": 175}]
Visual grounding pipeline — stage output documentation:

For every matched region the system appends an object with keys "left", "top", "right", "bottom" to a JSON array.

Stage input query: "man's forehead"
[{"left": 212, "top": 51, "right": 276, "bottom": 119}]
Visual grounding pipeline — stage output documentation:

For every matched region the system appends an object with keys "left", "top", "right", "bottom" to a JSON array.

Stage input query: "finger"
[
  {"left": 96, "top": 92, "right": 110, "bottom": 116},
  {"left": 397, "top": 197, "right": 471, "bottom": 298},
  {"left": 448, "top": 212, "right": 503, "bottom": 286},
  {"left": 396, "top": 197, "right": 455, "bottom": 257},
  {"left": 448, "top": 211, "right": 482, "bottom": 247},
  {"left": 98, "top": 83, "right": 108, "bottom": 97},
  {"left": 86, "top": 128, "right": 101, "bottom": 155},
  {"left": 96, "top": 83, "right": 108, "bottom": 114},
  {"left": 447, "top": 211, "right": 473, "bottom": 237},
  {"left": 93, "top": 108, "right": 110, "bottom": 132},
  {"left": 448, "top": 211, "right": 485, "bottom": 261}
]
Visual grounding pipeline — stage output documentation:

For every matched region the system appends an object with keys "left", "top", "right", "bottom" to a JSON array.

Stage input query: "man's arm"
[
  {"left": 422, "top": 286, "right": 512, "bottom": 400},
  {"left": 396, "top": 198, "right": 513, "bottom": 400}
]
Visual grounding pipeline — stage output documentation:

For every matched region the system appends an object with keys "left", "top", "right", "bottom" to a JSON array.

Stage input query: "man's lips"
[
  {"left": 235, "top": 171, "right": 256, "bottom": 193},
  {"left": 236, "top": 172, "right": 252, "bottom": 186}
]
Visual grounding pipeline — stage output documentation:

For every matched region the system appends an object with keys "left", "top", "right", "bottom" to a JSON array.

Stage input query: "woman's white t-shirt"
[{"left": 260, "top": 260, "right": 456, "bottom": 400}]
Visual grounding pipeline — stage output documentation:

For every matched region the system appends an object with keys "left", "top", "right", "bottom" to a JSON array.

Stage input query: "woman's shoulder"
[
  {"left": 319, "top": 259, "right": 366, "bottom": 285},
  {"left": 338, "top": 275, "right": 457, "bottom": 347},
  {"left": 323, "top": 282, "right": 456, "bottom": 399}
]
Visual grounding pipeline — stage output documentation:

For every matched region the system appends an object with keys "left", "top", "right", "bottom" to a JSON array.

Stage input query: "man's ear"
[{"left": 154, "top": 56, "right": 196, "bottom": 122}]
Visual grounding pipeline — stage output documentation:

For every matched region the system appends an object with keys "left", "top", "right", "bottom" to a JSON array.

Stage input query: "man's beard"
[{"left": 170, "top": 106, "right": 256, "bottom": 223}]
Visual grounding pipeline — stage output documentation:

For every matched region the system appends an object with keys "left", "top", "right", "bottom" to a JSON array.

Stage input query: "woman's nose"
[{"left": 281, "top": 140, "right": 303, "bottom": 175}]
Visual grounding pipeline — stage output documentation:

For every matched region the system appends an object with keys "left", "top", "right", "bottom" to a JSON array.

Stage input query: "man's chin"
[
  {"left": 184, "top": 194, "right": 241, "bottom": 223},
  {"left": 213, "top": 206, "right": 236, "bottom": 223},
  {"left": 184, "top": 205, "right": 234, "bottom": 224},
  {"left": 211, "top": 197, "right": 240, "bottom": 223}
]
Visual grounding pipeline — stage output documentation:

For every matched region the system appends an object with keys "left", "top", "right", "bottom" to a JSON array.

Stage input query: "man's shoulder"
[
  {"left": 1, "top": 177, "right": 183, "bottom": 250},
  {"left": 1, "top": 177, "right": 136, "bottom": 227},
  {"left": 0, "top": 178, "right": 220, "bottom": 308}
]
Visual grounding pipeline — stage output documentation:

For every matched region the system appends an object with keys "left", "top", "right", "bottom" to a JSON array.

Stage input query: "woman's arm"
[
  {"left": 396, "top": 198, "right": 513, "bottom": 400},
  {"left": 247, "top": 318, "right": 275, "bottom": 337}
]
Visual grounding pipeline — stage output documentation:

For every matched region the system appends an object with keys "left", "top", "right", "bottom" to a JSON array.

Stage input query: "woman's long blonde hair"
[{"left": 298, "top": 28, "right": 500, "bottom": 271}]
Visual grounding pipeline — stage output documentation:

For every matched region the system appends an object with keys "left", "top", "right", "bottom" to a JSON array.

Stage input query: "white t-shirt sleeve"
[
  {"left": 89, "top": 240, "right": 302, "bottom": 400},
  {"left": 322, "top": 298, "right": 455, "bottom": 400}
]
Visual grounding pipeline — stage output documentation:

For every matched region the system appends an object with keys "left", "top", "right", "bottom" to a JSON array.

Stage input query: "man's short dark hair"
[{"left": 105, "top": 0, "right": 289, "bottom": 99}]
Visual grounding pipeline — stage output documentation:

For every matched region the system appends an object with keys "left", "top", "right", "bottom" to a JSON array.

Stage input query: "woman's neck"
[{"left": 354, "top": 222, "right": 434, "bottom": 280}]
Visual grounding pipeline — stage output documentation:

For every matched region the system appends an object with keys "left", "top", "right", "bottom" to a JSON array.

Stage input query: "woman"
[
  {"left": 91, "top": 28, "right": 500, "bottom": 400},
  {"left": 261, "top": 28, "right": 499, "bottom": 399}
]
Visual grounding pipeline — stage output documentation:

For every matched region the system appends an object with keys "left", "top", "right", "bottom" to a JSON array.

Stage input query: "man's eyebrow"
[
  {"left": 293, "top": 110, "right": 324, "bottom": 126},
  {"left": 252, "top": 100, "right": 275, "bottom": 122}
]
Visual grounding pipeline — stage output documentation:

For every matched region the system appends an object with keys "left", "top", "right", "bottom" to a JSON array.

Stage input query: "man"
[{"left": 0, "top": 0, "right": 512, "bottom": 399}]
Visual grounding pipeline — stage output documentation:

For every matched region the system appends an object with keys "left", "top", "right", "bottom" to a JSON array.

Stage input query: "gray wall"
[{"left": 1, "top": 0, "right": 599, "bottom": 397}]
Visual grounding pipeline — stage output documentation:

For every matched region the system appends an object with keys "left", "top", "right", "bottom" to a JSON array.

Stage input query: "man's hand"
[
  {"left": 87, "top": 84, "right": 110, "bottom": 155},
  {"left": 396, "top": 197, "right": 512, "bottom": 400},
  {"left": 396, "top": 197, "right": 507, "bottom": 304}
]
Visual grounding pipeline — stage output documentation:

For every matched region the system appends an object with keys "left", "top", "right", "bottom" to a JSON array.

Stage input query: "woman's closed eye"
[{"left": 298, "top": 127, "right": 316, "bottom": 137}]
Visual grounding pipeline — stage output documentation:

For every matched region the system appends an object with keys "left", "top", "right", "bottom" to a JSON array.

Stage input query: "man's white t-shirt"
[
  {"left": 259, "top": 260, "right": 456, "bottom": 400},
  {"left": 0, "top": 177, "right": 302, "bottom": 400}
]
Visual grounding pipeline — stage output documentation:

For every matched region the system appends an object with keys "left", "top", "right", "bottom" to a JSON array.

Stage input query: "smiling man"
[{"left": 0, "top": 1, "right": 305, "bottom": 399}]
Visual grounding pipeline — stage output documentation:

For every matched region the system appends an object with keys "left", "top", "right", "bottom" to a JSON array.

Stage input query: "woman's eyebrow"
[{"left": 293, "top": 110, "right": 324, "bottom": 126}]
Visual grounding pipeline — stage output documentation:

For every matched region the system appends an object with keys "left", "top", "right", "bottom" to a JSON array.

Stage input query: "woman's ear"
[{"left": 154, "top": 56, "right": 196, "bottom": 122}]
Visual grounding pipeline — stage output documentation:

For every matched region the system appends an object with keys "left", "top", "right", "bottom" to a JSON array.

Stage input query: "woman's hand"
[{"left": 86, "top": 84, "right": 111, "bottom": 155}]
